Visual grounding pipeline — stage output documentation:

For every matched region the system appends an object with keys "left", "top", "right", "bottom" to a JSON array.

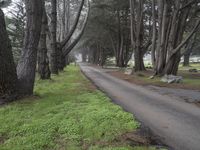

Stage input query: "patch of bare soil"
[
  {"left": 82, "top": 126, "right": 168, "bottom": 150},
  {"left": 108, "top": 71, "right": 149, "bottom": 86},
  {"left": 83, "top": 79, "right": 97, "bottom": 92},
  {"left": 0, "top": 134, "right": 8, "bottom": 144}
]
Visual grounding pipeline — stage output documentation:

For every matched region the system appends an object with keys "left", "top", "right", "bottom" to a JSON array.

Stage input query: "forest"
[{"left": 0, "top": 0, "right": 200, "bottom": 150}]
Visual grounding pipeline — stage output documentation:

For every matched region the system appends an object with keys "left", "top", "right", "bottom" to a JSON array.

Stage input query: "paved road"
[{"left": 80, "top": 64, "right": 200, "bottom": 150}]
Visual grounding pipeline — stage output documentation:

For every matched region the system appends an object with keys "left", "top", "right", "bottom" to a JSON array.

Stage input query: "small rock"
[
  {"left": 149, "top": 76, "right": 154, "bottom": 79},
  {"left": 124, "top": 69, "right": 132, "bottom": 75},
  {"left": 161, "top": 75, "right": 183, "bottom": 84}
]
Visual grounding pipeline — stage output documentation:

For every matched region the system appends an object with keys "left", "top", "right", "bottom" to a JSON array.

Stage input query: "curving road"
[{"left": 80, "top": 64, "right": 200, "bottom": 150}]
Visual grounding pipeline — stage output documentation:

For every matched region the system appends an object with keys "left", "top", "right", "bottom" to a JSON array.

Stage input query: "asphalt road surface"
[{"left": 80, "top": 64, "right": 200, "bottom": 150}]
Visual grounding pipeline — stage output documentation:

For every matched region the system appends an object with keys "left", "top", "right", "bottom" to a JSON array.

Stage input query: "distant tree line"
[{"left": 79, "top": 0, "right": 200, "bottom": 75}]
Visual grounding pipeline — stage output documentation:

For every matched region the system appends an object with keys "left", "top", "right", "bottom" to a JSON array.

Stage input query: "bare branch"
[
  {"left": 63, "top": 0, "right": 90, "bottom": 56},
  {"left": 179, "top": 0, "right": 200, "bottom": 11},
  {"left": 60, "top": 0, "right": 85, "bottom": 49},
  {"left": 170, "top": 19, "right": 200, "bottom": 58}
]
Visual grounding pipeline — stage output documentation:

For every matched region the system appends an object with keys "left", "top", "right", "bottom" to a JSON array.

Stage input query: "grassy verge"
[
  {"left": 108, "top": 68, "right": 200, "bottom": 90},
  {"left": 0, "top": 66, "right": 159, "bottom": 150},
  {"left": 179, "top": 63, "right": 200, "bottom": 71}
]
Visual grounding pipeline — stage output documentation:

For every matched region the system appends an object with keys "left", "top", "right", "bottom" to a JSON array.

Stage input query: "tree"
[
  {"left": 49, "top": 0, "right": 87, "bottom": 72},
  {"left": 38, "top": 1, "right": 51, "bottom": 79},
  {"left": 5, "top": 0, "right": 25, "bottom": 64},
  {"left": 130, "top": 0, "right": 152, "bottom": 72},
  {"left": 1, "top": 0, "right": 87, "bottom": 103},
  {"left": 0, "top": 8, "right": 18, "bottom": 103},
  {"left": 16, "top": 0, "right": 43, "bottom": 95},
  {"left": 152, "top": 0, "right": 200, "bottom": 75},
  {"left": 50, "top": 0, "right": 58, "bottom": 74},
  {"left": 62, "top": 0, "right": 90, "bottom": 57},
  {"left": 183, "top": 33, "right": 197, "bottom": 66}
]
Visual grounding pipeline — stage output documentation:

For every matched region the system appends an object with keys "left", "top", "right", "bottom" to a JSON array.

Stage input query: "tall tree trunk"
[
  {"left": 134, "top": 47, "right": 145, "bottom": 72},
  {"left": 183, "top": 54, "right": 190, "bottom": 66},
  {"left": 155, "top": 0, "right": 169, "bottom": 75},
  {"left": 50, "top": 0, "right": 58, "bottom": 74},
  {"left": 164, "top": 51, "right": 181, "bottom": 75},
  {"left": 38, "top": 4, "right": 51, "bottom": 80},
  {"left": 0, "top": 9, "right": 18, "bottom": 103},
  {"left": 183, "top": 33, "right": 197, "bottom": 66},
  {"left": 63, "top": 0, "right": 71, "bottom": 67},
  {"left": 61, "top": 0, "right": 69, "bottom": 69},
  {"left": 117, "top": 32, "right": 125, "bottom": 67},
  {"left": 57, "top": 43, "right": 65, "bottom": 71},
  {"left": 17, "top": 0, "right": 43, "bottom": 95},
  {"left": 151, "top": 0, "right": 156, "bottom": 69},
  {"left": 116, "top": 10, "right": 122, "bottom": 67},
  {"left": 130, "top": 0, "right": 146, "bottom": 72}
]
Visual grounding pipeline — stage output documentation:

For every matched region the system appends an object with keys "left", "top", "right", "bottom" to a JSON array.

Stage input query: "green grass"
[
  {"left": 0, "top": 66, "right": 159, "bottom": 150},
  {"left": 179, "top": 63, "right": 200, "bottom": 70},
  {"left": 142, "top": 74, "right": 200, "bottom": 87},
  {"left": 126, "top": 69, "right": 200, "bottom": 90}
]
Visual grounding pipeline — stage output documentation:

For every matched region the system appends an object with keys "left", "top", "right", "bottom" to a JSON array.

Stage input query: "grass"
[
  {"left": 179, "top": 63, "right": 200, "bottom": 70},
  {"left": 140, "top": 63, "right": 200, "bottom": 88},
  {"left": 137, "top": 71, "right": 200, "bottom": 89},
  {"left": 108, "top": 67, "right": 200, "bottom": 90},
  {"left": 138, "top": 63, "right": 200, "bottom": 88},
  {"left": 0, "top": 66, "right": 159, "bottom": 150}
]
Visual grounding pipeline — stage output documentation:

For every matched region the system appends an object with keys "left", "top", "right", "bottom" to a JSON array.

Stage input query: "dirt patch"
[
  {"left": 80, "top": 70, "right": 98, "bottom": 93},
  {"left": 0, "top": 134, "right": 8, "bottom": 144},
  {"left": 53, "top": 133, "right": 69, "bottom": 150},
  {"left": 82, "top": 127, "right": 168, "bottom": 150},
  {"left": 108, "top": 71, "right": 149, "bottom": 86},
  {"left": 17, "top": 95, "right": 41, "bottom": 104},
  {"left": 83, "top": 80, "right": 97, "bottom": 92},
  {"left": 0, "top": 94, "right": 41, "bottom": 106}
]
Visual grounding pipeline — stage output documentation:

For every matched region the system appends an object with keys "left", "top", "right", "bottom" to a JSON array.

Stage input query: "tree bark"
[
  {"left": 0, "top": 9, "right": 18, "bottom": 103},
  {"left": 130, "top": 0, "right": 147, "bottom": 72},
  {"left": 134, "top": 47, "right": 145, "bottom": 72},
  {"left": 57, "top": 43, "right": 66, "bottom": 71},
  {"left": 151, "top": 0, "right": 156, "bottom": 69},
  {"left": 183, "top": 35, "right": 196, "bottom": 66},
  {"left": 183, "top": 54, "right": 190, "bottom": 66},
  {"left": 16, "top": 0, "right": 43, "bottom": 95},
  {"left": 38, "top": 4, "right": 51, "bottom": 80},
  {"left": 50, "top": 0, "right": 58, "bottom": 74},
  {"left": 154, "top": 0, "right": 200, "bottom": 75}
]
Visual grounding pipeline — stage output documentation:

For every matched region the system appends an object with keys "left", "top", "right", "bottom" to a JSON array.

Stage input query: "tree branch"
[
  {"left": 63, "top": 0, "right": 90, "bottom": 56},
  {"left": 179, "top": 0, "right": 199, "bottom": 11},
  {"left": 60, "top": 0, "right": 85, "bottom": 49},
  {"left": 170, "top": 19, "right": 200, "bottom": 57}
]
